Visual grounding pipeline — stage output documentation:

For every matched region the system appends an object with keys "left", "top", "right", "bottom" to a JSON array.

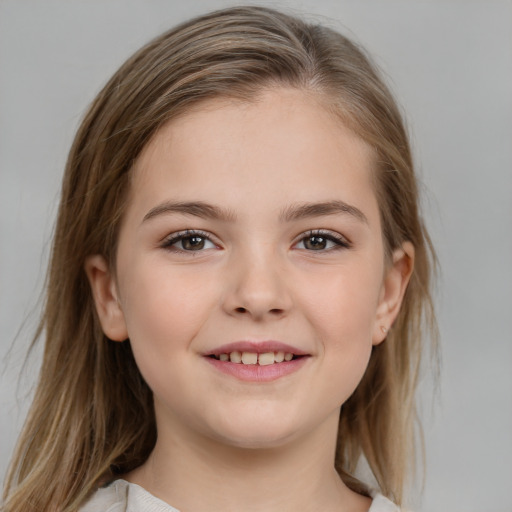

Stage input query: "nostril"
[{"left": 233, "top": 306, "right": 285, "bottom": 316}]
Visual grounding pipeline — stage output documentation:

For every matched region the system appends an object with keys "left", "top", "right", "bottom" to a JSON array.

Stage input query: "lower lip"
[{"left": 205, "top": 356, "right": 309, "bottom": 382}]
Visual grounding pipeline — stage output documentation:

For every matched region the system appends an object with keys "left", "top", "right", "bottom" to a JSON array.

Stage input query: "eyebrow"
[
  {"left": 279, "top": 200, "right": 368, "bottom": 224},
  {"left": 142, "top": 199, "right": 368, "bottom": 225},
  {"left": 142, "top": 201, "right": 236, "bottom": 223}
]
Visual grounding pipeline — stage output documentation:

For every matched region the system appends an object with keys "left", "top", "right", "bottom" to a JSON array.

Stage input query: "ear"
[
  {"left": 84, "top": 255, "right": 128, "bottom": 342},
  {"left": 372, "top": 241, "right": 415, "bottom": 345}
]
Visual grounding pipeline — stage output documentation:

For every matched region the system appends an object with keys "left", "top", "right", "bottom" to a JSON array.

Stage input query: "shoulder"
[
  {"left": 79, "top": 479, "right": 179, "bottom": 512},
  {"left": 368, "top": 491, "right": 402, "bottom": 512},
  {"left": 79, "top": 480, "right": 401, "bottom": 512},
  {"left": 79, "top": 480, "right": 129, "bottom": 512}
]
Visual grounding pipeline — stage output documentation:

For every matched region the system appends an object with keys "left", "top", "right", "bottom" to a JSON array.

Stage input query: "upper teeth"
[{"left": 216, "top": 351, "right": 295, "bottom": 365}]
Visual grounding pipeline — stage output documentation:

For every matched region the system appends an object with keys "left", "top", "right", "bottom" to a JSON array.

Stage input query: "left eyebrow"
[
  {"left": 142, "top": 201, "right": 237, "bottom": 224},
  {"left": 279, "top": 200, "right": 368, "bottom": 225}
]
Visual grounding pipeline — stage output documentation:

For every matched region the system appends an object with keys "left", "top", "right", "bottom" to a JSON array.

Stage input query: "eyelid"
[
  {"left": 160, "top": 229, "right": 220, "bottom": 251},
  {"left": 292, "top": 229, "right": 352, "bottom": 250}
]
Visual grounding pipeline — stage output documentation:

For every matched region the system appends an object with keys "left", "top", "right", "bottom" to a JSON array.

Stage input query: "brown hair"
[{"left": 3, "top": 6, "right": 437, "bottom": 511}]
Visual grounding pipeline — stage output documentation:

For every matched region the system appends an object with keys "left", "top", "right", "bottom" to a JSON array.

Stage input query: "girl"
[{"left": 2, "top": 6, "right": 436, "bottom": 512}]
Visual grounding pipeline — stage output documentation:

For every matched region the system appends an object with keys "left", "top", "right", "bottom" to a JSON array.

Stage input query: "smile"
[
  {"left": 204, "top": 341, "right": 310, "bottom": 382},
  {"left": 210, "top": 351, "right": 297, "bottom": 365}
]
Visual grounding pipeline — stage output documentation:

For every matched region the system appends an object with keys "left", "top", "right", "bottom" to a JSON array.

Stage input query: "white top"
[{"left": 79, "top": 479, "right": 400, "bottom": 511}]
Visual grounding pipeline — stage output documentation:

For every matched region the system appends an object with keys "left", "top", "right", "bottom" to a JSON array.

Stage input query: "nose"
[{"left": 222, "top": 249, "right": 293, "bottom": 321}]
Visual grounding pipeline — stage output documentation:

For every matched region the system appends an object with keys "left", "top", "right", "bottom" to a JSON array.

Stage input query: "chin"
[
  {"left": 205, "top": 413, "right": 301, "bottom": 450},
  {"left": 215, "top": 431, "right": 298, "bottom": 451}
]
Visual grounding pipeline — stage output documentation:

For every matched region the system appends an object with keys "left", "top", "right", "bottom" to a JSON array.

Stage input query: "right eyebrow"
[
  {"left": 141, "top": 201, "right": 237, "bottom": 224},
  {"left": 279, "top": 200, "right": 368, "bottom": 225}
]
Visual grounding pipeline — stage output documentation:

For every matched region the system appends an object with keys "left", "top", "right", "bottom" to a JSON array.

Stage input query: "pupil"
[
  {"left": 183, "top": 236, "right": 205, "bottom": 250},
  {"left": 306, "top": 236, "right": 326, "bottom": 250}
]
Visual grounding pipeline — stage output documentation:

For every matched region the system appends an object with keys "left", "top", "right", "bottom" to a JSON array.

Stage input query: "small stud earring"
[{"left": 380, "top": 326, "right": 388, "bottom": 334}]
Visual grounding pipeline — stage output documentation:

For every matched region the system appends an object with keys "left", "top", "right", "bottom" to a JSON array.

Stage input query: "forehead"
[{"left": 129, "top": 87, "right": 379, "bottom": 223}]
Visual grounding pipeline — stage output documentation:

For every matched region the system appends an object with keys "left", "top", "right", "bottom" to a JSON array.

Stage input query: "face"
[{"left": 87, "top": 88, "right": 412, "bottom": 449}]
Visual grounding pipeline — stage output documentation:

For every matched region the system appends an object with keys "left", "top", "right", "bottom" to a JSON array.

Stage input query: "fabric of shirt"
[{"left": 79, "top": 479, "right": 401, "bottom": 511}]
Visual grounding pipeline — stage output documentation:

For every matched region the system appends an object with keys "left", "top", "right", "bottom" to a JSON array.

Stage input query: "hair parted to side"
[{"left": 3, "top": 6, "right": 437, "bottom": 512}]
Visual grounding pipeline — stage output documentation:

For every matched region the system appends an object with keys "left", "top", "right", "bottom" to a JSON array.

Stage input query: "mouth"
[
  {"left": 203, "top": 341, "right": 310, "bottom": 382},
  {"left": 208, "top": 351, "right": 304, "bottom": 365}
]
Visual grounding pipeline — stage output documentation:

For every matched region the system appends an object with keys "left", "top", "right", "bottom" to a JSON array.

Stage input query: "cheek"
[
  {"left": 121, "top": 259, "right": 206, "bottom": 328},
  {"left": 116, "top": 261, "right": 216, "bottom": 374},
  {"left": 302, "top": 260, "right": 383, "bottom": 341},
  {"left": 300, "top": 264, "right": 382, "bottom": 398}
]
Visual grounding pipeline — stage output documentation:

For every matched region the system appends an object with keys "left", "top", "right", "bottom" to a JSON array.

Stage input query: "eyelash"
[
  {"left": 161, "top": 230, "right": 217, "bottom": 253},
  {"left": 160, "top": 229, "right": 351, "bottom": 253},
  {"left": 295, "top": 230, "right": 351, "bottom": 252}
]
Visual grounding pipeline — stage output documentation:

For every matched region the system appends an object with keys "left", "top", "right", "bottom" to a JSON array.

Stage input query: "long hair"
[{"left": 3, "top": 6, "right": 437, "bottom": 511}]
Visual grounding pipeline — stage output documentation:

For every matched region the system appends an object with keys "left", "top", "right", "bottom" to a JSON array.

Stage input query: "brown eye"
[
  {"left": 294, "top": 231, "right": 350, "bottom": 251},
  {"left": 162, "top": 230, "right": 216, "bottom": 252},
  {"left": 181, "top": 235, "right": 206, "bottom": 250},
  {"left": 303, "top": 235, "right": 328, "bottom": 250}
]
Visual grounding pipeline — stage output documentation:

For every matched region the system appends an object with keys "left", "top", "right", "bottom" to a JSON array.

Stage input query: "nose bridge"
[{"left": 224, "top": 240, "right": 291, "bottom": 319}]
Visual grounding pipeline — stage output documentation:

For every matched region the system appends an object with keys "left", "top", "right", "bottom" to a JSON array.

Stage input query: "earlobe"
[
  {"left": 372, "top": 241, "right": 415, "bottom": 345},
  {"left": 84, "top": 255, "right": 128, "bottom": 342}
]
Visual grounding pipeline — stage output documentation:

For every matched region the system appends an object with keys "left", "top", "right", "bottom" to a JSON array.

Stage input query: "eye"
[
  {"left": 162, "top": 230, "right": 217, "bottom": 252},
  {"left": 294, "top": 230, "right": 351, "bottom": 251}
]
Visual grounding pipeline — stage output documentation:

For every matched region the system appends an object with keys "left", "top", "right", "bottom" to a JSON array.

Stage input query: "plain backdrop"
[{"left": 1, "top": 1, "right": 511, "bottom": 511}]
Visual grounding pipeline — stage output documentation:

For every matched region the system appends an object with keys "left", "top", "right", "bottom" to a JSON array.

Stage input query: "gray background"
[{"left": 1, "top": 1, "right": 511, "bottom": 511}]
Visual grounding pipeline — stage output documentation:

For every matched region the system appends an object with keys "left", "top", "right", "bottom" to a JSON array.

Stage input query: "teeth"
[
  {"left": 258, "top": 352, "right": 275, "bottom": 366},
  {"left": 217, "top": 351, "right": 296, "bottom": 365},
  {"left": 230, "top": 351, "right": 242, "bottom": 363},
  {"left": 241, "top": 352, "right": 258, "bottom": 365},
  {"left": 275, "top": 351, "right": 285, "bottom": 363}
]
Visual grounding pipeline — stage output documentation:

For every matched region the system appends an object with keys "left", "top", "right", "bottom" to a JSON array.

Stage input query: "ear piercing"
[{"left": 380, "top": 326, "right": 388, "bottom": 334}]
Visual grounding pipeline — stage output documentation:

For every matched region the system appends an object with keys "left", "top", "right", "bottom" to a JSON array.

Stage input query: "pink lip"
[
  {"left": 202, "top": 340, "right": 311, "bottom": 383},
  {"left": 205, "top": 356, "right": 309, "bottom": 382},
  {"left": 204, "top": 340, "right": 308, "bottom": 357}
]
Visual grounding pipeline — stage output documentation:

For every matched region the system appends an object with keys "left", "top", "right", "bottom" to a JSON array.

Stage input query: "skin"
[{"left": 86, "top": 87, "right": 413, "bottom": 512}]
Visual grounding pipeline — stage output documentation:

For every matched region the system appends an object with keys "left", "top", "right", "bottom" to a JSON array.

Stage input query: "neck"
[{"left": 125, "top": 408, "right": 371, "bottom": 512}]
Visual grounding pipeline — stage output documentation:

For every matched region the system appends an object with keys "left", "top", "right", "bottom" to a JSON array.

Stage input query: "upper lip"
[{"left": 204, "top": 341, "right": 309, "bottom": 357}]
